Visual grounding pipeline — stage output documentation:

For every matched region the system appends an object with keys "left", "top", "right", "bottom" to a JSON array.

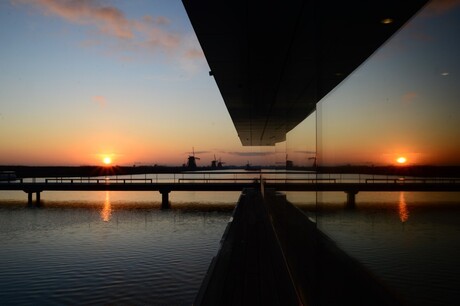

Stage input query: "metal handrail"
[
  {"left": 365, "top": 178, "right": 460, "bottom": 184},
  {"left": 45, "top": 178, "right": 153, "bottom": 184}
]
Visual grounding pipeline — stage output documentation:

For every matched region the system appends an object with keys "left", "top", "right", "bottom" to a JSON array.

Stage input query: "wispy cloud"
[
  {"left": 186, "top": 150, "right": 211, "bottom": 155},
  {"left": 92, "top": 95, "right": 107, "bottom": 107},
  {"left": 184, "top": 48, "right": 204, "bottom": 60},
  {"left": 13, "top": 0, "right": 202, "bottom": 62},
  {"left": 401, "top": 91, "right": 418, "bottom": 105},
  {"left": 293, "top": 150, "right": 316, "bottom": 155},
  {"left": 15, "top": 0, "right": 136, "bottom": 39},
  {"left": 227, "top": 151, "right": 275, "bottom": 157}
]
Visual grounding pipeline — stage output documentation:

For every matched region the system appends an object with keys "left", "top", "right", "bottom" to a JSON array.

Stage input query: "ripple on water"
[{"left": 0, "top": 203, "right": 232, "bottom": 305}]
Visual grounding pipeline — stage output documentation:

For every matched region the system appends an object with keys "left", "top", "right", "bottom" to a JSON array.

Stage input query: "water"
[
  {"left": 1, "top": 173, "right": 460, "bottom": 305},
  {"left": 0, "top": 190, "right": 237, "bottom": 305},
  {"left": 289, "top": 191, "right": 460, "bottom": 306}
]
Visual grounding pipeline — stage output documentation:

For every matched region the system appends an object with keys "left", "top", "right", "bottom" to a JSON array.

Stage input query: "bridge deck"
[
  {"left": 2, "top": 180, "right": 459, "bottom": 208},
  {"left": 267, "top": 182, "right": 460, "bottom": 192},
  {"left": 0, "top": 182, "right": 256, "bottom": 192},
  {"left": 2, "top": 181, "right": 460, "bottom": 193}
]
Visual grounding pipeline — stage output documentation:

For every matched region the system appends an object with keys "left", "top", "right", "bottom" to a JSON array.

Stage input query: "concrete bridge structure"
[{"left": 2, "top": 175, "right": 459, "bottom": 208}]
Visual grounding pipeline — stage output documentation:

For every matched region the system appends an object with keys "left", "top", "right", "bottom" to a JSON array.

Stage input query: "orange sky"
[{"left": 0, "top": 1, "right": 459, "bottom": 167}]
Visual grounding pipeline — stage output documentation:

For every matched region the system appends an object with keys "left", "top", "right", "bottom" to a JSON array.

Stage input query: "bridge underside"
[{"left": 182, "top": 0, "right": 428, "bottom": 145}]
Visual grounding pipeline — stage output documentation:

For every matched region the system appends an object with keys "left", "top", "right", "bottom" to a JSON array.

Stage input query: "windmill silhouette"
[
  {"left": 187, "top": 148, "right": 200, "bottom": 169},
  {"left": 211, "top": 155, "right": 225, "bottom": 169},
  {"left": 211, "top": 154, "right": 218, "bottom": 169}
]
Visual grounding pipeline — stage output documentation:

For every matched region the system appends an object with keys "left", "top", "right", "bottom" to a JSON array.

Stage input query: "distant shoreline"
[{"left": 1, "top": 165, "right": 459, "bottom": 178}]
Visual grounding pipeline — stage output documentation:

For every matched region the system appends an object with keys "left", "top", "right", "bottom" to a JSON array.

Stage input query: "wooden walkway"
[{"left": 195, "top": 188, "right": 300, "bottom": 306}]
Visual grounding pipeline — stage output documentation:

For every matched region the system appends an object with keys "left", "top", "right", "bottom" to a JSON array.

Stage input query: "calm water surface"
[
  {"left": 290, "top": 191, "right": 460, "bottom": 306},
  {"left": 1, "top": 183, "right": 459, "bottom": 305},
  {"left": 0, "top": 190, "right": 237, "bottom": 305}
]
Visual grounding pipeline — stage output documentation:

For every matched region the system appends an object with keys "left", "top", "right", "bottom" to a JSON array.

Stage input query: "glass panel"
[{"left": 290, "top": 1, "right": 460, "bottom": 305}]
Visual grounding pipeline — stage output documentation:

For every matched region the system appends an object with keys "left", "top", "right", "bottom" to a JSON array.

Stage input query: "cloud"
[
  {"left": 15, "top": 0, "right": 133, "bottom": 39},
  {"left": 184, "top": 48, "right": 204, "bottom": 60},
  {"left": 227, "top": 151, "right": 275, "bottom": 157},
  {"left": 401, "top": 92, "right": 418, "bottom": 105},
  {"left": 92, "top": 95, "right": 107, "bottom": 107},
  {"left": 293, "top": 150, "right": 316, "bottom": 154},
  {"left": 186, "top": 150, "right": 211, "bottom": 155},
  {"left": 14, "top": 0, "right": 181, "bottom": 54}
]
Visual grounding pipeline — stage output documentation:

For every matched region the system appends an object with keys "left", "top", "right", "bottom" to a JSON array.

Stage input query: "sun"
[
  {"left": 396, "top": 156, "right": 407, "bottom": 164},
  {"left": 103, "top": 156, "right": 112, "bottom": 165}
]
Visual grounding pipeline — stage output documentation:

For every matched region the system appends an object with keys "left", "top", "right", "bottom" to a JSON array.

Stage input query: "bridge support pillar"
[
  {"left": 160, "top": 190, "right": 170, "bottom": 209},
  {"left": 26, "top": 191, "right": 41, "bottom": 205},
  {"left": 345, "top": 191, "right": 358, "bottom": 208}
]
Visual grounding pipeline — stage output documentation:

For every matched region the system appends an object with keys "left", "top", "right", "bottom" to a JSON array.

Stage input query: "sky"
[
  {"left": 0, "top": 0, "right": 459, "bottom": 167},
  {"left": 290, "top": 0, "right": 460, "bottom": 166}
]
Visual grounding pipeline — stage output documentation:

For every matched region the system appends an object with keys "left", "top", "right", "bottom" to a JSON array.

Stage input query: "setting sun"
[
  {"left": 103, "top": 156, "right": 112, "bottom": 165},
  {"left": 396, "top": 156, "right": 407, "bottom": 164}
]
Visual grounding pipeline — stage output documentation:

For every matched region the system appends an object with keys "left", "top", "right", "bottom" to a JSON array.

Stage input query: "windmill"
[
  {"left": 211, "top": 155, "right": 225, "bottom": 169},
  {"left": 187, "top": 148, "right": 200, "bottom": 169},
  {"left": 211, "top": 154, "right": 218, "bottom": 169},
  {"left": 217, "top": 158, "right": 225, "bottom": 168}
]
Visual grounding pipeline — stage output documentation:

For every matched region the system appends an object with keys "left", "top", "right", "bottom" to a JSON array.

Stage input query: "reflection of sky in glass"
[
  {"left": 287, "top": 0, "right": 460, "bottom": 166},
  {"left": 313, "top": 195, "right": 460, "bottom": 306}
]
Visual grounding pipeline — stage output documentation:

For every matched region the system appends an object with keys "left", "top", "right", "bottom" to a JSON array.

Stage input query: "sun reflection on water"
[
  {"left": 398, "top": 192, "right": 409, "bottom": 223},
  {"left": 101, "top": 191, "right": 112, "bottom": 222}
]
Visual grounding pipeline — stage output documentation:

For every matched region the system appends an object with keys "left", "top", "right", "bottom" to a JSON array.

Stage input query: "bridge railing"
[
  {"left": 364, "top": 178, "right": 460, "bottom": 184},
  {"left": 44, "top": 178, "right": 154, "bottom": 184},
  {"left": 7, "top": 171, "right": 460, "bottom": 185}
]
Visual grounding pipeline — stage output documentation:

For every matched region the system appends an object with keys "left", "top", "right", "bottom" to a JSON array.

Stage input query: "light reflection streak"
[
  {"left": 398, "top": 192, "right": 409, "bottom": 223},
  {"left": 101, "top": 191, "right": 112, "bottom": 222}
]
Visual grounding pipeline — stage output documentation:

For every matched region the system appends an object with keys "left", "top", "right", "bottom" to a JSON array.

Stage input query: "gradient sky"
[
  {"left": 0, "top": 0, "right": 459, "bottom": 167},
  {"left": 315, "top": 0, "right": 460, "bottom": 166}
]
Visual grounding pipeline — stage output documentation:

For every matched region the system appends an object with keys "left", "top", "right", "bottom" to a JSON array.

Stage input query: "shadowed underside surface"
[
  {"left": 266, "top": 193, "right": 404, "bottom": 305},
  {"left": 195, "top": 189, "right": 405, "bottom": 305},
  {"left": 195, "top": 188, "right": 299, "bottom": 306},
  {"left": 182, "top": 0, "right": 428, "bottom": 145}
]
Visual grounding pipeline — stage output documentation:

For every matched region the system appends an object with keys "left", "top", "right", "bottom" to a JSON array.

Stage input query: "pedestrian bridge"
[{"left": 1, "top": 171, "right": 459, "bottom": 208}]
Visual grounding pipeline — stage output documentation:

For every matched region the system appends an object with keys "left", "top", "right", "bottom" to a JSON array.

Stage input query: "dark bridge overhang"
[{"left": 182, "top": 0, "right": 428, "bottom": 146}]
